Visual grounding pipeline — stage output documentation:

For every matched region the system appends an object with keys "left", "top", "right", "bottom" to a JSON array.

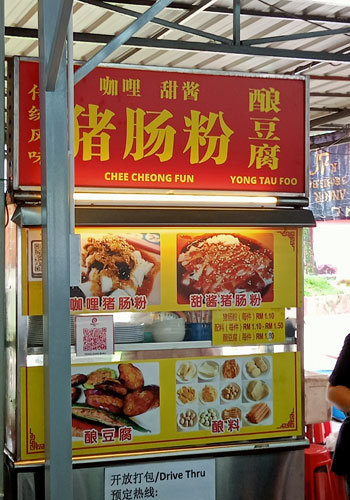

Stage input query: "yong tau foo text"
[{"left": 230, "top": 175, "right": 298, "bottom": 186}]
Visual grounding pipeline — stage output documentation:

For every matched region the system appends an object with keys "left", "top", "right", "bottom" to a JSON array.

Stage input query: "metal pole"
[
  {"left": 38, "top": 0, "right": 73, "bottom": 498},
  {"left": 233, "top": 0, "right": 240, "bottom": 46},
  {"left": 68, "top": 15, "right": 75, "bottom": 233},
  {"left": 0, "top": 0, "right": 5, "bottom": 496}
]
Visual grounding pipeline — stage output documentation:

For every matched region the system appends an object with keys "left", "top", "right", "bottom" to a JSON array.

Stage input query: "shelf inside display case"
[
  {"left": 25, "top": 339, "right": 297, "bottom": 365},
  {"left": 112, "top": 338, "right": 297, "bottom": 352}
]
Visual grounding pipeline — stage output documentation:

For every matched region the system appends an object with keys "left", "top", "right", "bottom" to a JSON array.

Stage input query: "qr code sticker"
[
  {"left": 31, "top": 240, "right": 42, "bottom": 278},
  {"left": 83, "top": 328, "right": 107, "bottom": 352}
]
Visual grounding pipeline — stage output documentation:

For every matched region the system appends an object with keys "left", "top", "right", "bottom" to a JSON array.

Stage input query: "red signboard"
[{"left": 16, "top": 60, "right": 306, "bottom": 194}]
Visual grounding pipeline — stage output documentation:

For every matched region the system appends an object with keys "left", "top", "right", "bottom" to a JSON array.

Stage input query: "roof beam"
[
  {"left": 118, "top": 36, "right": 350, "bottom": 64},
  {"left": 310, "top": 109, "right": 350, "bottom": 128},
  {"left": 311, "top": 107, "right": 344, "bottom": 112},
  {"left": 6, "top": 27, "right": 350, "bottom": 65},
  {"left": 80, "top": 0, "right": 231, "bottom": 45},
  {"left": 102, "top": 1, "right": 350, "bottom": 25},
  {"left": 74, "top": 0, "right": 174, "bottom": 84},
  {"left": 242, "top": 26, "right": 350, "bottom": 46},
  {"left": 310, "top": 92, "right": 350, "bottom": 98}
]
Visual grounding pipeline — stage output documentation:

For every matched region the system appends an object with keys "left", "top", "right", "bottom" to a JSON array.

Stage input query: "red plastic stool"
[
  {"left": 304, "top": 444, "right": 347, "bottom": 500},
  {"left": 332, "top": 473, "right": 348, "bottom": 500},
  {"left": 306, "top": 422, "right": 332, "bottom": 444}
]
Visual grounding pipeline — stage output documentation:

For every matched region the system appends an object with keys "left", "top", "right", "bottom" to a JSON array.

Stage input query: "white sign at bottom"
[{"left": 105, "top": 458, "right": 215, "bottom": 500}]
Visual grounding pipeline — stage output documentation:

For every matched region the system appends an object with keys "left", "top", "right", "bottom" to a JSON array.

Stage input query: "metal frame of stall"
[
  {"left": 2, "top": 1, "right": 316, "bottom": 499},
  {"left": 5, "top": 203, "right": 313, "bottom": 500}
]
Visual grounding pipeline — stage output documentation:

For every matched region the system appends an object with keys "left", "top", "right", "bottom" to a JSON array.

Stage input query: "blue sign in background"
[{"left": 309, "top": 143, "right": 350, "bottom": 220}]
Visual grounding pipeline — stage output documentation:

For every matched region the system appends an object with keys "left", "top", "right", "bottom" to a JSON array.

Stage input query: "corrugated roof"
[{"left": 5, "top": 0, "right": 350, "bottom": 146}]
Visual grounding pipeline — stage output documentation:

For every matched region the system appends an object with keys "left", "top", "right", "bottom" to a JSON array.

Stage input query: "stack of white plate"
[
  {"left": 114, "top": 323, "right": 144, "bottom": 344},
  {"left": 27, "top": 316, "right": 75, "bottom": 347}
]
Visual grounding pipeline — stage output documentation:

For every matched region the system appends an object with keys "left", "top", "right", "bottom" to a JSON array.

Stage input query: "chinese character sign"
[
  {"left": 212, "top": 308, "right": 286, "bottom": 345},
  {"left": 309, "top": 143, "right": 350, "bottom": 220},
  {"left": 104, "top": 459, "right": 215, "bottom": 500},
  {"left": 17, "top": 61, "right": 306, "bottom": 194}
]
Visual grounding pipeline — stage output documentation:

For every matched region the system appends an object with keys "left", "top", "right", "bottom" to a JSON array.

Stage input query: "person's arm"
[{"left": 328, "top": 383, "right": 350, "bottom": 413}]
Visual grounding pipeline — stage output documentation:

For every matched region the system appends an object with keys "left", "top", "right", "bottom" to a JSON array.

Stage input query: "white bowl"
[
  {"left": 152, "top": 318, "right": 186, "bottom": 342},
  {"left": 153, "top": 317, "right": 185, "bottom": 328}
]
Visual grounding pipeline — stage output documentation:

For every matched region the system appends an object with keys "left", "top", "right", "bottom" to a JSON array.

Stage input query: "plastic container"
[{"left": 185, "top": 323, "right": 212, "bottom": 341}]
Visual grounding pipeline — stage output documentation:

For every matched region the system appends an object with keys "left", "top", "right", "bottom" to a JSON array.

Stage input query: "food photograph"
[
  {"left": 177, "top": 232, "right": 274, "bottom": 305},
  {"left": 175, "top": 357, "right": 274, "bottom": 433},
  {"left": 243, "top": 402, "right": 273, "bottom": 427},
  {"left": 221, "top": 359, "right": 241, "bottom": 380},
  {"left": 243, "top": 356, "right": 272, "bottom": 380},
  {"left": 221, "top": 382, "right": 242, "bottom": 402},
  {"left": 176, "top": 385, "right": 197, "bottom": 405},
  {"left": 71, "top": 362, "right": 160, "bottom": 438},
  {"left": 176, "top": 361, "right": 197, "bottom": 383},
  {"left": 177, "top": 408, "right": 198, "bottom": 431},
  {"left": 199, "top": 408, "right": 220, "bottom": 430},
  {"left": 199, "top": 384, "right": 219, "bottom": 405},
  {"left": 243, "top": 380, "right": 271, "bottom": 403},
  {"left": 221, "top": 406, "right": 242, "bottom": 423},
  {"left": 71, "top": 232, "right": 161, "bottom": 305},
  {"left": 197, "top": 360, "right": 219, "bottom": 381}
]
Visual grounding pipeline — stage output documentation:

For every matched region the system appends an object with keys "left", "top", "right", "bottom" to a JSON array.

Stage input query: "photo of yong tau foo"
[
  {"left": 177, "top": 233, "right": 274, "bottom": 304},
  {"left": 71, "top": 362, "right": 160, "bottom": 437},
  {"left": 72, "top": 232, "right": 161, "bottom": 304},
  {"left": 175, "top": 357, "right": 274, "bottom": 432}
]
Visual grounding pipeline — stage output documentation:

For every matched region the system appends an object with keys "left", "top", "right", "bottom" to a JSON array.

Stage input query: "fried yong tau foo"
[
  {"left": 83, "top": 368, "right": 117, "bottom": 388},
  {"left": 246, "top": 402, "right": 271, "bottom": 424},
  {"left": 245, "top": 357, "right": 269, "bottom": 378},
  {"left": 222, "top": 359, "right": 240, "bottom": 379},
  {"left": 84, "top": 389, "right": 124, "bottom": 414},
  {"left": 71, "top": 363, "right": 159, "bottom": 436},
  {"left": 222, "top": 407, "right": 241, "bottom": 421},
  {"left": 94, "top": 379, "right": 128, "bottom": 396},
  {"left": 123, "top": 385, "right": 160, "bottom": 417},
  {"left": 178, "top": 409, "right": 197, "bottom": 428},
  {"left": 118, "top": 363, "right": 144, "bottom": 390},
  {"left": 177, "top": 385, "right": 196, "bottom": 404},
  {"left": 176, "top": 361, "right": 196, "bottom": 382},
  {"left": 254, "top": 357, "right": 268, "bottom": 373},
  {"left": 221, "top": 383, "right": 241, "bottom": 401},
  {"left": 200, "top": 385, "right": 217, "bottom": 403},
  {"left": 71, "top": 386, "right": 81, "bottom": 403},
  {"left": 246, "top": 380, "right": 269, "bottom": 401},
  {"left": 71, "top": 374, "right": 88, "bottom": 387}
]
